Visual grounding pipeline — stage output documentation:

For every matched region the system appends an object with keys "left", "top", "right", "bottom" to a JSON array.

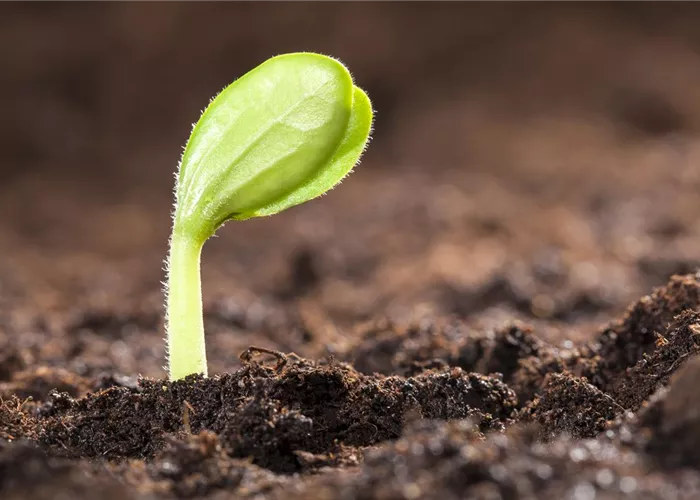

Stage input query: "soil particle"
[
  {"left": 507, "top": 343, "right": 600, "bottom": 406},
  {"left": 216, "top": 397, "right": 317, "bottom": 473},
  {"left": 595, "top": 273, "right": 700, "bottom": 391},
  {"left": 606, "top": 310, "right": 700, "bottom": 411},
  {"left": 521, "top": 372, "right": 623, "bottom": 440},
  {"left": 482, "top": 323, "right": 545, "bottom": 383},
  {"left": 345, "top": 316, "right": 609, "bottom": 412},
  {"left": 345, "top": 318, "right": 482, "bottom": 377},
  {"left": 346, "top": 318, "right": 543, "bottom": 384},
  {"left": 0, "top": 395, "right": 37, "bottom": 442},
  {"left": 146, "top": 431, "right": 289, "bottom": 498},
  {"left": 638, "top": 354, "right": 700, "bottom": 468},
  {"left": 39, "top": 356, "right": 517, "bottom": 473}
]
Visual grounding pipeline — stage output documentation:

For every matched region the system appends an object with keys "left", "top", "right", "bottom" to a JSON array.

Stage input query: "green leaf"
[
  {"left": 174, "top": 52, "right": 373, "bottom": 242},
  {"left": 245, "top": 86, "right": 373, "bottom": 219}
]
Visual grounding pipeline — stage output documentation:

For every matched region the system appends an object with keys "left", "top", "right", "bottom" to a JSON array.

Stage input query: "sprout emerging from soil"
[{"left": 165, "top": 53, "right": 373, "bottom": 380}]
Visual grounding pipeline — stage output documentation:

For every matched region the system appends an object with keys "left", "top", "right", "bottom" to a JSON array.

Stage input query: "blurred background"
[{"left": 2, "top": 3, "right": 700, "bottom": 377}]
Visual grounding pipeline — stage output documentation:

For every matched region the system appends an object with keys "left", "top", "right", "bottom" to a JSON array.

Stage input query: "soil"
[{"left": 4, "top": 3, "right": 700, "bottom": 500}]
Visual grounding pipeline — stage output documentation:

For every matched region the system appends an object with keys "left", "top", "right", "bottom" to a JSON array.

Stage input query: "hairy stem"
[{"left": 166, "top": 231, "right": 207, "bottom": 380}]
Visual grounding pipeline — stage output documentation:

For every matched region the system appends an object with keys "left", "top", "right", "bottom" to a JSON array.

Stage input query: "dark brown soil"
[
  {"left": 4, "top": 3, "right": 700, "bottom": 499},
  {"left": 4, "top": 276, "right": 700, "bottom": 500}
]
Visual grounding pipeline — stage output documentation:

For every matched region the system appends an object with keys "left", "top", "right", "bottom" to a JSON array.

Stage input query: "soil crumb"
[
  {"left": 40, "top": 357, "right": 516, "bottom": 473},
  {"left": 521, "top": 372, "right": 623, "bottom": 440}
]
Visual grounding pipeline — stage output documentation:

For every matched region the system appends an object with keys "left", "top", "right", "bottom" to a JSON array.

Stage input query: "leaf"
[
  {"left": 245, "top": 86, "right": 373, "bottom": 219},
  {"left": 174, "top": 52, "right": 373, "bottom": 241}
]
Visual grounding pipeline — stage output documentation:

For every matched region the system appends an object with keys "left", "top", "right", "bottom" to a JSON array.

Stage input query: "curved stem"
[{"left": 166, "top": 231, "right": 207, "bottom": 380}]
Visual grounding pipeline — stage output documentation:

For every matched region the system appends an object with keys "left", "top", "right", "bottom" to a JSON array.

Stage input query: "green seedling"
[{"left": 165, "top": 53, "right": 373, "bottom": 380}]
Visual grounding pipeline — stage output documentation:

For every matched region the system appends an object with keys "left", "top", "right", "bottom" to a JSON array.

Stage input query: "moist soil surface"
[
  {"left": 5, "top": 3, "right": 700, "bottom": 500},
  {"left": 5, "top": 278, "right": 700, "bottom": 500},
  {"left": 5, "top": 276, "right": 700, "bottom": 500}
]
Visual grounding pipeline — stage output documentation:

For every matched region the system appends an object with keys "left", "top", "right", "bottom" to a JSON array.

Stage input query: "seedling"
[{"left": 165, "top": 53, "right": 373, "bottom": 380}]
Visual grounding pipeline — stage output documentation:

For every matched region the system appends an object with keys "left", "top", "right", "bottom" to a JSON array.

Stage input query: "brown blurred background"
[
  {"left": 5, "top": 4, "right": 700, "bottom": 188},
  {"left": 2, "top": 3, "right": 700, "bottom": 376}
]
